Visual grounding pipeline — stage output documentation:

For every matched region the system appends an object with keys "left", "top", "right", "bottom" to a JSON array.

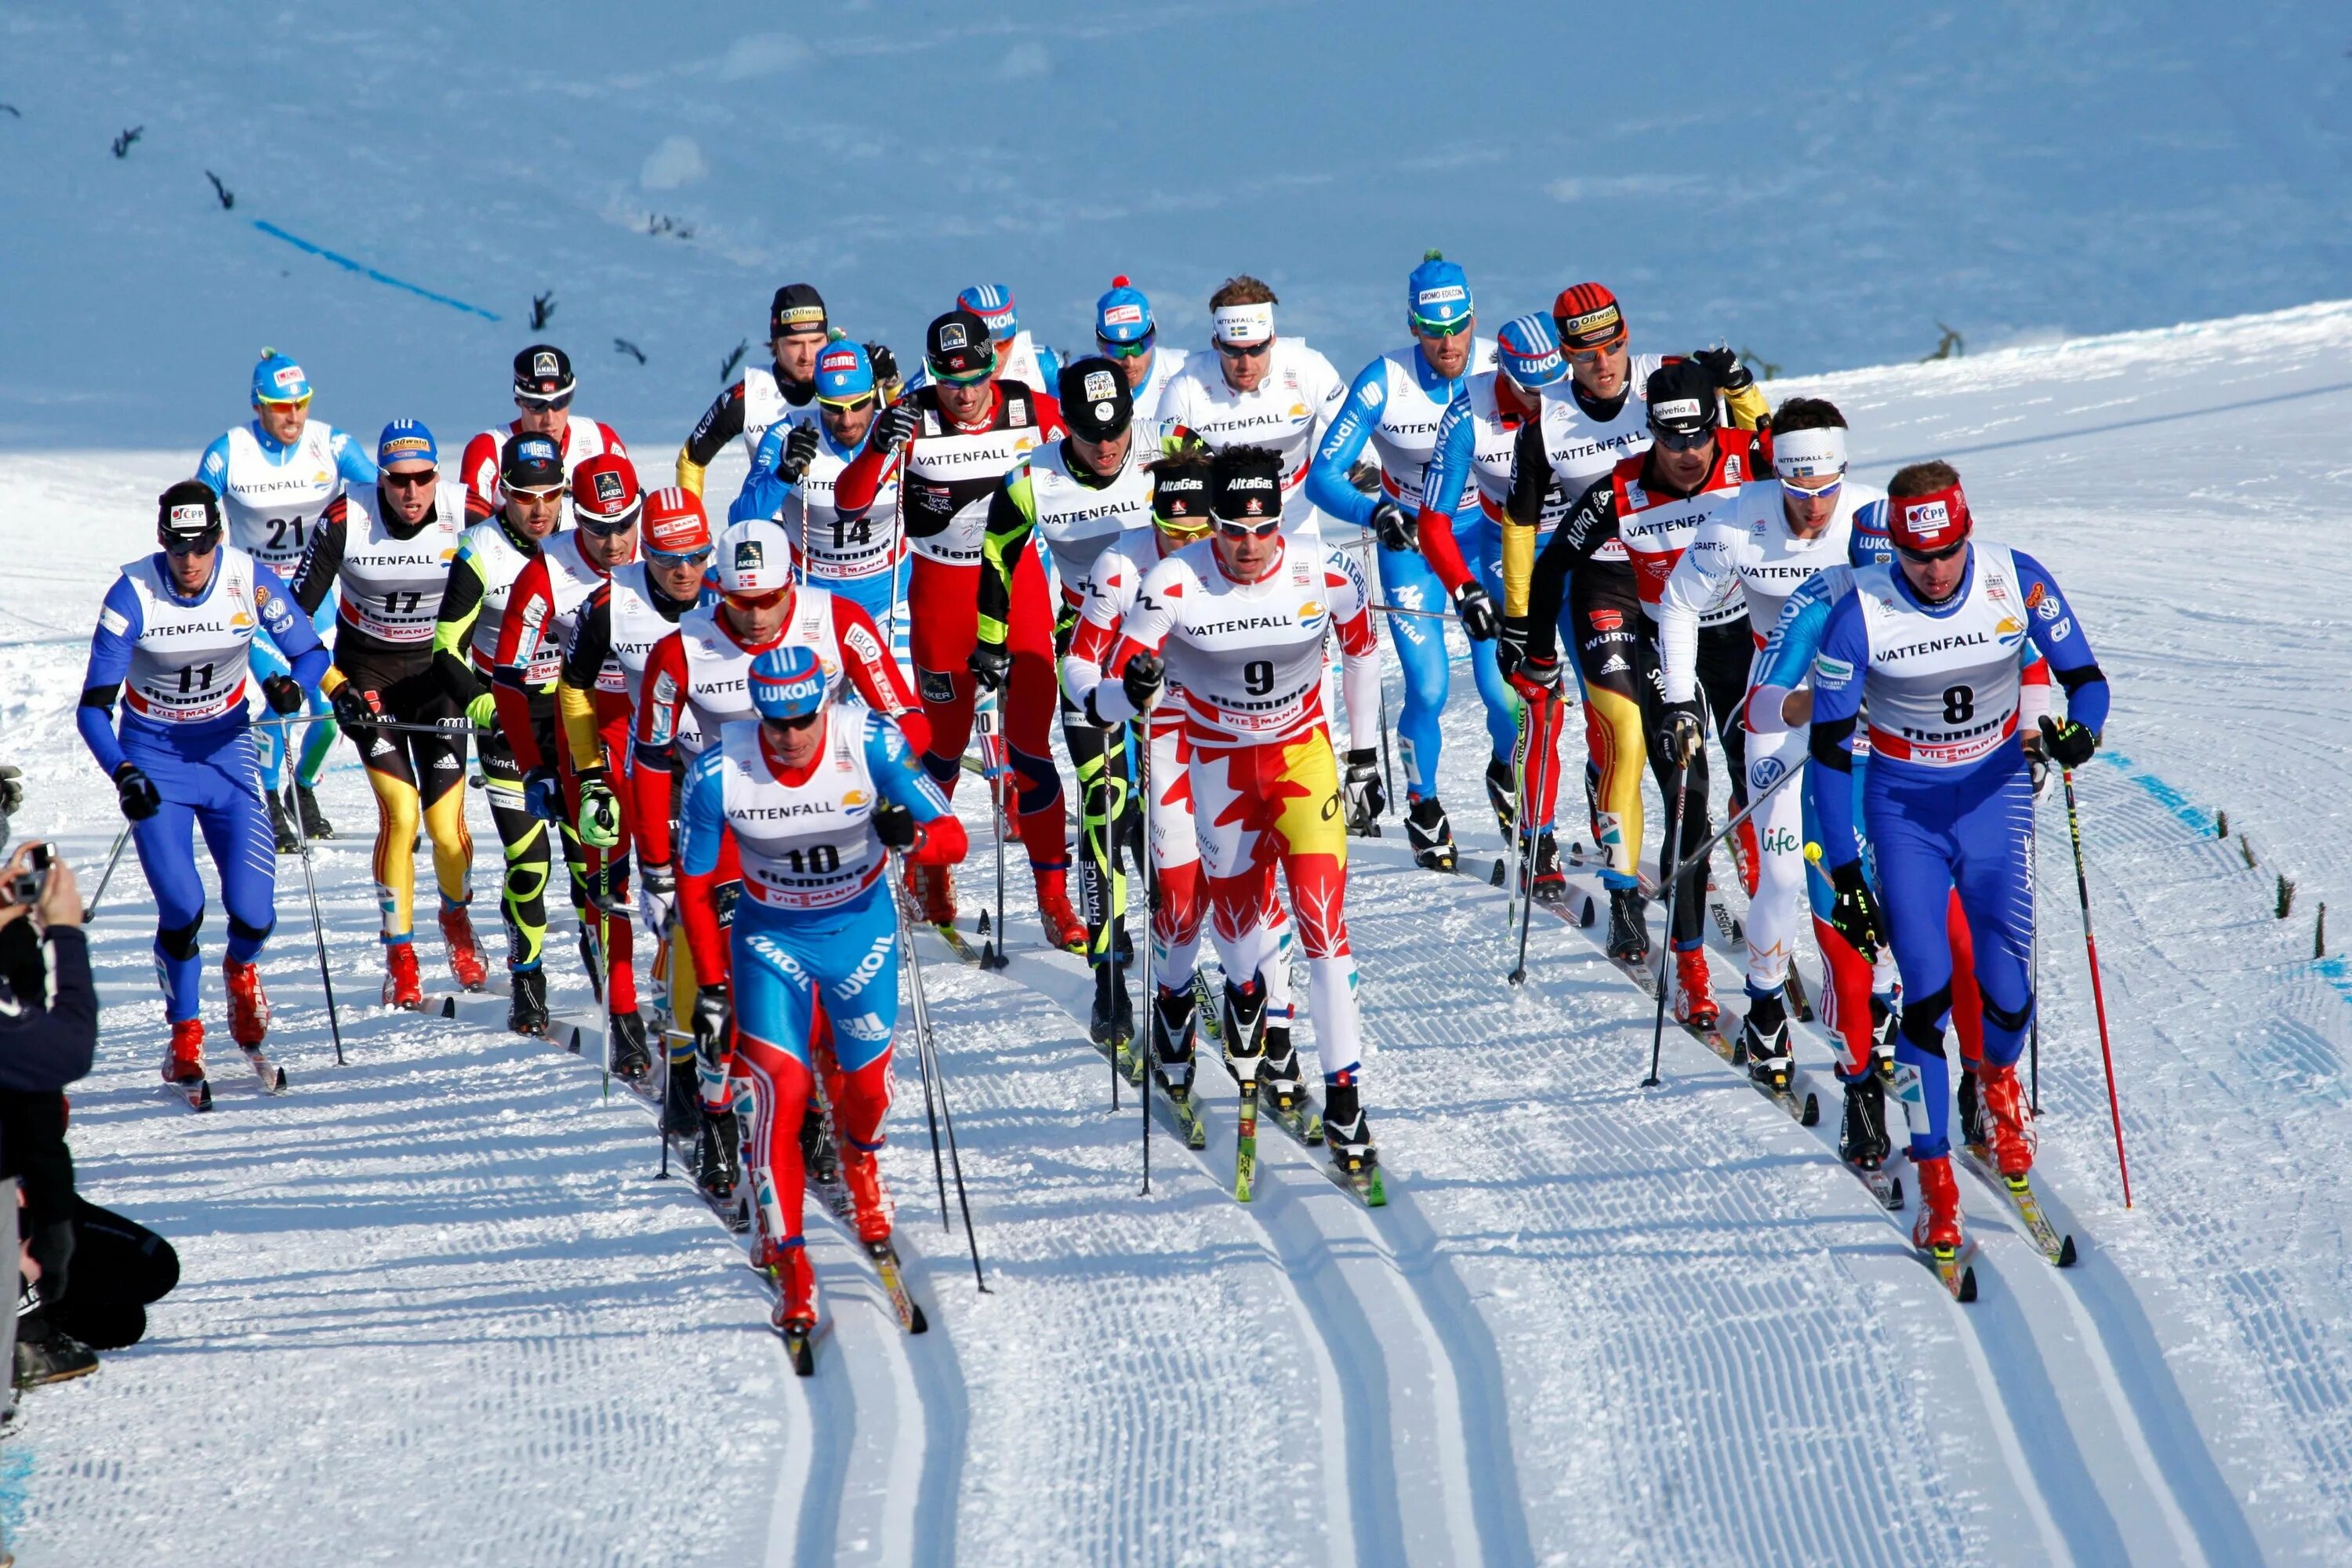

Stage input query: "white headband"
[
  {"left": 1773, "top": 426, "right": 1848, "bottom": 479},
  {"left": 1211, "top": 302, "right": 1275, "bottom": 346}
]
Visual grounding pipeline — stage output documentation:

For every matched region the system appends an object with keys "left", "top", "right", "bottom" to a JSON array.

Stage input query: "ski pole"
[
  {"left": 1508, "top": 698, "right": 1549, "bottom": 985},
  {"left": 1503, "top": 704, "right": 1527, "bottom": 941},
  {"left": 1352, "top": 532, "right": 1399, "bottom": 806},
  {"left": 81, "top": 826, "right": 133, "bottom": 921},
  {"left": 1136, "top": 722, "right": 1152, "bottom": 1194},
  {"left": 1642, "top": 759, "right": 1693, "bottom": 1088},
  {"left": 1661, "top": 753, "right": 1807, "bottom": 891},
  {"left": 2057, "top": 764, "right": 2132, "bottom": 1207},
  {"left": 891, "top": 862, "right": 953, "bottom": 1229},
  {"left": 2028, "top": 817, "right": 2042, "bottom": 1117},
  {"left": 894, "top": 853, "right": 989, "bottom": 1290},
  {"left": 287, "top": 782, "right": 347, "bottom": 1067},
  {"left": 1366, "top": 599, "right": 1461, "bottom": 622},
  {"left": 252, "top": 712, "right": 486, "bottom": 740},
  {"left": 976, "top": 690, "right": 1011, "bottom": 971}
]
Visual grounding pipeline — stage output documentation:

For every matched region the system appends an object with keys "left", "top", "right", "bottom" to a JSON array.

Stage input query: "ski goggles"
[
  {"left": 1096, "top": 329, "right": 1155, "bottom": 360},
  {"left": 1563, "top": 334, "right": 1626, "bottom": 364},
  {"left": 644, "top": 544, "right": 713, "bottom": 571},
  {"left": 1212, "top": 515, "right": 1283, "bottom": 539},
  {"left": 575, "top": 507, "right": 641, "bottom": 537},
  {"left": 162, "top": 524, "right": 224, "bottom": 557}
]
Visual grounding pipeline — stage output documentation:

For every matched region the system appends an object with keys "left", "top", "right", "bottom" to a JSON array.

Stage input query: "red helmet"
[
  {"left": 1551, "top": 282, "right": 1626, "bottom": 354},
  {"left": 641, "top": 487, "right": 711, "bottom": 554},
  {"left": 570, "top": 451, "right": 642, "bottom": 531}
]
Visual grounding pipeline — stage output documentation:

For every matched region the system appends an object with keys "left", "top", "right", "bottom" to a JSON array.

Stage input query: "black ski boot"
[
  {"left": 1871, "top": 995, "right": 1899, "bottom": 1083},
  {"left": 293, "top": 781, "right": 334, "bottom": 840},
  {"left": 661, "top": 1053, "right": 702, "bottom": 1138},
  {"left": 1605, "top": 884, "right": 1649, "bottom": 963},
  {"left": 1261, "top": 1025, "right": 1309, "bottom": 1116},
  {"left": 1151, "top": 985, "right": 1198, "bottom": 1099},
  {"left": 696, "top": 1102, "right": 742, "bottom": 1200},
  {"left": 1740, "top": 987, "right": 1792, "bottom": 1090},
  {"left": 1221, "top": 976, "right": 1269, "bottom": 1082},
  {"left": 508, "top": 967, "right": 550, "bottom": 1037},
  {"left": 1485, "top": 757, "right": 1518, "bottom": 837},
  {"left": 1323, "top": 1080, "right": 1378, "bottom": 1179},
  {"left": 1089, "top": 959, "right": 1135, "bottom": 1051},
  {"left": 1839, "top": 1071, "right": 1892, "bottom": 1170},
  {"left": 267, "top": 789, "right": 301, "bottom": 854},
  {"left": 608, "top": 1008, "right": 652, "bottom": 1081},
  {"left": 1957, "top": 1065, "right": 1986, "bottom": 1151},
  {"left": 1531, "top": 829, "right": 1567, "bottom": 904},
  {"left": 577, "top": 922, "right": 606, "bottom": 1004},
  {"left": 1406, "top": 796, "right": 1457, "bottom": 872},
  {"left": 13, "top": 1294, "right": 98, "bottom": 1388},
  {"left": 799, "top": 1102, "right": 839, "bottom": 1185}
]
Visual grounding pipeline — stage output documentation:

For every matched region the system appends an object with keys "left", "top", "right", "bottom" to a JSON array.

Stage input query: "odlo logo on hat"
[
  {"left": 593, "top": 470, "right": 626, "bottom": 506},
  {"left": 532, "top": 350, "right": 561, "bottom": 379},
  {"left": 735, "top": 539, "right": 765, "bottom": 572}
]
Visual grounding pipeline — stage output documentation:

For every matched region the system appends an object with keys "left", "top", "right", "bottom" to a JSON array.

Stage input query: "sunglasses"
[
  {"left": 1097, "top": 331, "right": 1155, "bottom": 360},
  {"left": 516, "top": 394, "right": 574, "bottom": 412},
  {"left": 1213, "top": 516, "right": 1282, "bottom": 539},
  {"left": 1648, "top": 423, "right": 1715, "bottom": 452},
  {"left": 381, "top": 468, "right": 437, "bottom": 488},
  {"left": 577, "top": 514, "right": 640, "bottom": 538},
  {"left": 724, "top": 587, "right": 789, "bottom": 612},
  {"left": 256, "top": 394, "right": 312, "bottom": 412},
  {"left": 765, "top": 710, "right": 822, "bottom": 731},
  {"left": 1778, "top": 475, "right": 1844, "bottom": 503},
  {"left": 1896, "top": 537, "right": 1969, "bottom": 565},
  {"left": 1411, "top": 316, "right": 1474, "bottom": 339},
  {"left": 163, "top": 526, "right": 223, "bottom": 557},
  {"left": 1215, "top": 339, "right": 1272, "bottom": 360},
  {"left": 646, "top": 546, "right": 714, "bottom": 570},
  {"left": 506, "top": 484, "right": 566, "bottom": 501},
  {"left": 818, "top": 394, "right": 876, "bottom": 416},
  {"left": 930, "top": 363, "right": 993, "bottom": 387},
  {"left": 1562, "top": 332, "right": 1628, "bottom": 363}
]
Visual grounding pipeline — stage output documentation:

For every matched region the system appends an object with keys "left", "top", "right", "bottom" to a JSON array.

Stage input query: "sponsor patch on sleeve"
[
  {"left": 1813, "top": 653, "right": 1854, "bottom": 687},
  {"left": 100, "top": 605, "right": 129, "bottom": 637}
]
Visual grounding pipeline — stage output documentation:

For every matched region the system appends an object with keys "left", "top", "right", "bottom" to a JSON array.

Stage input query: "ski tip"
[
  {"left": 1799, "top": 1093, "right": 1821, "bottom": 1127},
  {"left": 908, "top": 1302, "right": 931, "bottom": 1335},
  {"left": 1888, "top": 1177, "right": 1906, "bottom": 1211},
  {"left": 1487, "top": 861, "right": 1505, "bottom": 887},
  {"left": 785, "top": 1330, "right": 817, "bottom": 1376},
  {"left": 1958, "top": 1265, "right": 1979, "bottom": 1303},
  {"left": 2056, "top": 1234, "right": 2079, "bottom": 1268},
  {"left": 193, "top": 1079, "right": 212, "bottom": 1111},
  {"left": 566, "top": 1028, "right": 585, "bottom": 1054},
  {"left": 437, "top": 996, "right": 457, "bottom": 1018},
  {"left": 270, "top": 1067, "right": 289, "bottom": 1092}
]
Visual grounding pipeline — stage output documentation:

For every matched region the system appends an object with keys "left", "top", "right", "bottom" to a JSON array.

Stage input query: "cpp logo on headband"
[
  {"left": 1903, "top": 499, "right": 1953, "bottom": 538},
  {"left": 169, "top": 503, "right": 212, "bottom": 529}
]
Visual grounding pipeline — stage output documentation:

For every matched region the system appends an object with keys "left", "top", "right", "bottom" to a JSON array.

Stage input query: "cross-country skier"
[
  {"left": 1509, "top": 357, "right": 1766, "bottom": 1028},
  {"left": 832, "top": 309, "right": 1081, "bottom": 947},
  {"left": 1410, "top": 313, "right": 1574, "bottom": 873},
  {"left": 675, "top": 644, "right": 967, "bottom": 1339},
  {"left": 195, "top": 349, "right": 376, "bottom": 851},
  {"left": 955, "top": 283, "right": 1061, "bottom": 394},
  {"left": 430, "top": 433, "right": 573, "bottom": 1035},
  {"left": 1159, "top": 277, "right": 1348, "bottom": 537},
  {"left": 1655, "top": 397, "right": 1887, "bottom": 1089},
  {"left": 78, "top": 481, "right": 328, "bottom": 1084},
  {"left": 289, "top": 420, "right": 488, "bottom": 1007},
  {"left": 1093, "top": 445, "right": 1388, "bottom": 1181},
  {"left": 631, "top": 517, "right": 926, "bottom": 1203},
  {"left": 455, "top": 345, "right": 629, "bottom": 519},
  {"left": 676, "top": 284, "right": 895, "bottom": 496},
  {"left": 493, "top": 452, "right": 648, "bottom": 1071},
  {"left": 1305, "top": 253, "right": 1500, "bottom": 868},
  {"left": 1806, "top": 462, "right": 2108, "bottom": 1259},
  {"left": 1092, "top": 276, "right": 1189, "bottom": 420}
]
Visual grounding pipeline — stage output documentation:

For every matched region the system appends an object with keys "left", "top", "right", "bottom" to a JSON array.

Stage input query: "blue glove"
[{"left": 524, "top": 767, "right": 563, "bottom": 823}]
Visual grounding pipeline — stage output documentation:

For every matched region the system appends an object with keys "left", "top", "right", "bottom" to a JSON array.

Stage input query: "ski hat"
[
  {"left": 1406, "top": 251, "right": 1472, "bottom": 334},
  {"left": 1643, "top": 361, "right": 1718, "bottom": 441},
  {"left": 376, "top": 419, "right": 438, "bottom": 468},
  {"left": 925, "top": 308, "right": 996, "bottom": 383},
  {"left": 499, "top": 431, "right": 566, "bottom": 493},
  {"left": 156, "top": 478, "right": 223, "bottom": 543},
  {"left": 1888, "top": 478, "right": 1973, "bottom": 557},
  {"left": 1058, "top": 356, "right": 1134, "bottom": 443},
  {"left": 251, "top": 349, "right": 310, "bottom": 405},
  {"left": 642, "top": 488, "right": 713, "bottom": 556},
  {"left": 1210, "top": 445, "right": 1284, "bottom": 524},
  {"left": 1150, "top": 452, "right": 1214, "bottom": 539},
  {"left": 748, "top": 644, "right": 828, "bottom": 722},
  {"left": 1495, "top": 314, "right": 1568, "bottom": 390},
  {"left": 769, "top": 283, "right": 828, "bottom": 339},
  {"left": 813, "top": 340, "right": 876, "bottom": 405},
  {"left": 716, "top": 518, "right": 794, "bottom": 596},
  {"left": 571, "top": 451, "right": 643, "bottom": 533},
  {"left": 1551, "top": 282, "right": 1626, "bottom": 354},
  {"left": 956, "top": 284, "right": 1018, "bottom": 342},
  {"left": 1094, "top": 275, "right": 1155, "bottom": 348},
  {"left": 513, "top": 344, "right": 576, "bottom": 404}
]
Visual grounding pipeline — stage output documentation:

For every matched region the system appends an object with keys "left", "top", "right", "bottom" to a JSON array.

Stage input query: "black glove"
[
  {"left": 1827, "top": 859, "right": 1885, "bottom": 959},
  {"left": 873, "top": 800, "right": 920, "bottom": 851},
  {"left": 780, "top": 421, "right": 821, "bottom": 482},
  {"left": 1367, "top": 497, "right": 1415, "bottom": 554},
  {"left": 866, "top": 343, "right": 900, "bottom": 391},
  {"left": 2037, "top": 714, "right": 2097, "bottom": 769},
  {"left": 330, "top": 684, "right": 376, "bottom": 731},
  {"left": 691, "top": 984, "right": 731, "bottom": 1058},
  {"left": 114, "top": 762, "right": 160, "bottom": 822},
  {"left": 1495, "top": 616, "right": 1527, "bottom": 679},
  {"left": 967, "top": 643, "right": 1011, "bottom": 692},
  {"left": 1661, "top": 699, "right": 1706, "bottom": 766},
  {"left": 874, "top": 399, "right": 920, "bottom": 452},
  {"left": 1121, "top": 652, "right": 1165, "bottom": 713},
  {"left": 1341, "top": 747, "right": 1386, "bottom": 832},
  {"left": 263, "top": 673, "right": 305, "bottom": 715},
  {"left": 1452, "top": 581, "right": 1498, "bottom": 641},
  {"left": 1691, "top": 346, "right": 1754, "bottom": 394}
]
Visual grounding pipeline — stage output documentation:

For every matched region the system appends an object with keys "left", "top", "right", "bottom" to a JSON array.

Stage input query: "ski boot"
[
  {"left": 1740, "top": 987, "right": 1791, "bottom": 1090},
  {"left": 1978, "top": 1062, "right": 2037, "bottom": 1178},
  {"left": 906, "top": 860, "right": 956, "bottom": 926},
  {"left": 840, "top": 1144, "right": 894, "bottom": 1247},
  {"left": 1912, "top": 1154, "right": 1965, "bottom": 1254},
  {"left": 1605, "top": 884, "right": 1648, "bottom": 964},
  {"left": 1838, "top": 1072, "right": 1892, "bottom": 1170},
  {"left": 769, "top": 1242, "right": 819, "bottom": 1342},
  {"left": 1870, "top": 995, "right": 1898, "bottom": 1083},
  {"left": 1484, "top": 757, "right": 1518, "bottom": 837},
  {"left": 1322, "top": 1079, "right": 1379, "bottom": 1182},
  {"left": 577, "top": 922, "right": 606, "bottom": 1004},
  {"left": 608, "top": 1009, "right": 652, "bottom": 1082},
  {"left": 696, "top": 1101, "right": 742, "bottom": 1201},
  {"left": 1036, "top": 867, "right": 1087, "bottom": 953},
  {"left": 1261, "top": 1025, "right": 1321, "bottom": 1141},
  {"left": 661, "top": 1052, "right": 702, "bottom": 1138},
  {"left": 1671, "top": 946, "right": 1719, "bottom": 1032},
  {"left": 292, "top": 780, "right": 334, "bottom": 840},
  {"left": 1957, "top": 1065, "right": 1986, "bottom": 1150},
  {"left": 13, "top": 1307, "right": 98, "bottom": 1388},
  {"left": 1151, "top": 985, "right": 1199, "bottom": 1098},
  {"left": 161, "top": 1018, "right": 205, "bottom": 1084},
  {"left": 267, "top": 789, "right": 301, "bottom": 854},
  {"left": 507, "top": 967, "right": 550, "bottom": 1037},
  {"left": 1530, "top": 829, "right": 1567, "bottom": 905},
  {"left": 383, "top": 941, "right": 423, "bottom": 1010},
  {"left": 799, "top": 1102, "right": 839, "bottom": 1185},
  {"left": 439, "top": 902, "right": 489, "bottom": 992},
  {"left": 1221, "top": 977, "right": 1269, "bottom": 1072},
  {"left": 223, "top": 958, "right": 270, "bottom": 1047},
  {"left": 1090, "top": 958, "right": 1135, "bottom": 1054},
  {"left": 1405, "top": 796, "right": 1457, "bottom": 872}
]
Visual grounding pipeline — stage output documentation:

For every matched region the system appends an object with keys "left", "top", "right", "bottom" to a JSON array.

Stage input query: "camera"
[{"left": 9, "top": 844, "right": 50, "bottom": 908}]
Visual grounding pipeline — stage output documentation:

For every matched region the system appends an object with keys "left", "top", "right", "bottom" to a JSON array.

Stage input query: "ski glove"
[
  {"left": 874, "top": 400, "right": 920, "bottom": 452},
  {"left": 866, "top": 343, "right": 900, "bottom": 394},
  {"left": 1661, "top": 700, "right": 1706, "bottom": 766},
  {"left": 1827, "top": 859, "right": 1885, "bottom": 959},
  {"left": 637, "top": 861, "right": 676, "bottom": 935},
  {"left": 967, "top": 643, "right": 1012, "bottom": 692},
  {"left": 0, "top": 764, "right": 23, "bottom": 818},
  {"left": 576, "top": 771, "right": 622, "bottom": 850},
  {"left": 1495, "top": 616, "right": 1528, "bottom": 679},
  {"left": 1121, "top": 652, "right": 1166, "bottom": 713},
  {"left": 113, "top": 762, "right": 160, "bottom": 822},
  {"left": 1342, "top": 747, "right": 1386, "bottom": 832},
  {"left": 1691, "top": 346, "right": 1754, "bottom": 394},
  {"left": 779, "top": 422, "right": 821, "bottom": 483},
  {"left": 330, "top": 684, "right": 377, "bottom": 731},
  {"left": 262, "top": 673, "right": 306, "bottom": 715},
  {"left": 1508, "top": 652, "right": 1563, "bottom": 703},
  {"left": 1452, "top": 581, "right": 1498, "bottom": 641},
  {"left": 691, "top": 984, "right": 731, "bottom": 1061},
  {"left": 466, "top": 691, "right": 497, "bottom": 729},
  {"left": 523, "top": 767, "right": 564, "bottom": 824},
  {"left": 2037, "top": 714, "right": 2097, "bottom": 769},
  {"left": 873, "top": 800, "right": 920, "bottom": 851},
  {"left": 1367, "top": 498, "right": 1415, "bottom": 554}
]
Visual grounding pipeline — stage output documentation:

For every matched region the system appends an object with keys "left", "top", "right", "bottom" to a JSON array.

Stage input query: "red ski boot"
[
  {"left": 439, "top": 902, "right": 489, "bottom": 992},
  {"left": 840, "top": 1144, "right": 895, "bottom": 1247},
  {"left": 161, "top": 1019, "right": 205, "bottom": 1084},
  {"left": 1978, "top": 1062, "right": 2038, "bottom": 1178},
  {"left": 223, "top": 959, "right": 270, "bottom": 1047},
  {"left": 1035, "top": 866, "right": 1087, "bottom": 953},
  {"left": 1913, "top": 1154, "right": 1965, "bottom": 1254},
  {"left": 769, "top": 1242, "right": 818, "bottom": 1336},
  {"left": 383, "top": 942, "right": 423, "bottom": 1010},
  {"left": 1672, "top": 946, "right": 1719, "bottom": 1031},
  {"left": 906, "top": 860, "right": 956, "bottom": 926}
]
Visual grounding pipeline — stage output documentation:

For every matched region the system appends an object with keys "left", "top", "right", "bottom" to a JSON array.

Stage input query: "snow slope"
[{"left": 0, "top": 299, "right": 2347, "bottom": 1564}]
